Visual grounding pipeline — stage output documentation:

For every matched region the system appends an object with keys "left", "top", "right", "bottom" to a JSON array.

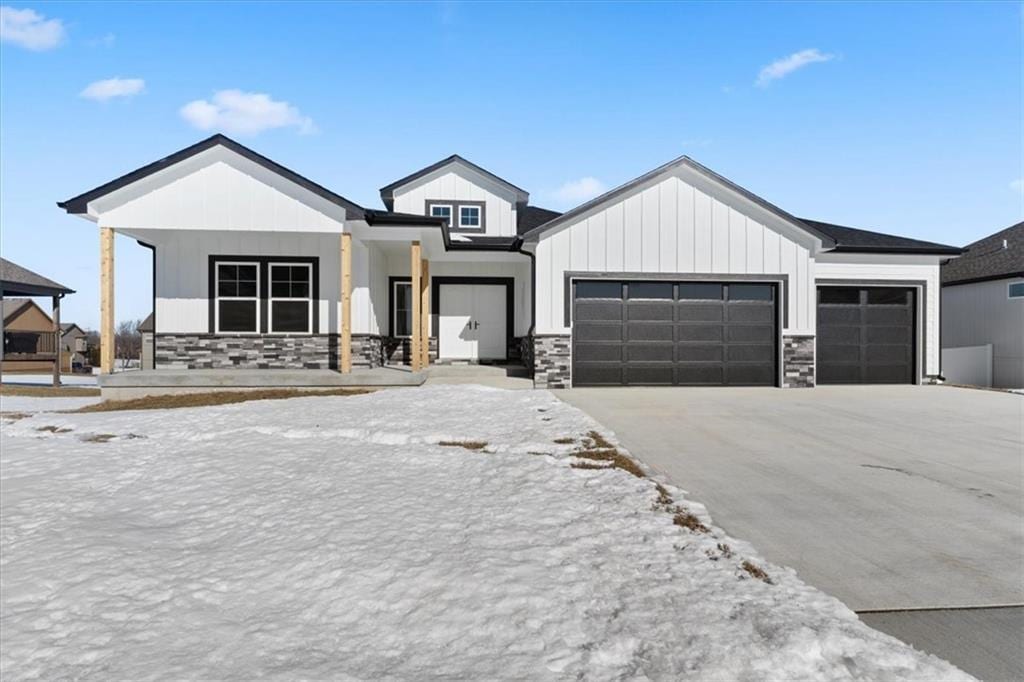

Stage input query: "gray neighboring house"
[
  {"left": 59, "top": 322, "right": 90, "bottom": 372},
  {"left": 941, "top": 221, "right": 1024, "bottom": 389}
]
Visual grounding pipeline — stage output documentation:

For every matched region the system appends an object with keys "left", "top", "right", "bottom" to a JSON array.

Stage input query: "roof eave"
[{"left": 828, "top": 245, "right": 963, "bottom": 256}]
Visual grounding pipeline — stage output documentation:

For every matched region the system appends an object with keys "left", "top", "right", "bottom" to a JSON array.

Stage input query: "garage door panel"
[
  {"left": 677, "top": 324, "right": 724, "bottom": 342},
  {"left": 677, "top": 344, "right": 724, "bottom": 362},
  {"left": 677, "top": 304, "right": 723, "bottom": 322},
  {"left": 573, "top": 280, "right": 777, "bottom": 387},
  {"left": 625, "top": 365, "right": 675, "bottom": 385},
  {"left": 865, "top": 307, "right": 912, "bottom": 326},
  {"left": 727, "top": 364, "right": 775, "bottom": 385},
  {"left": 727, "top": 305, "right": 774, "bottom": 323},
  {"left": 626, "top": 344, "right": 674, "bottom": 362},
  {"left": 627, "top": 303, "right": 674, "bottom": 321},
  {"left": 727, "top": 344, "right": 775, "bottom": 363},
  {"left": 727, "top": 325, "right": 774, "bottom": 343},
  {"left": 676, "top": 364, "right": 726, "bottom": 384},
  {"left": 817, "top": 286, "right": 914, "bottom": 385},
  {"left": 574, "top": 323, "right": 624, "bottom": 342},
  {"left": 575, "top": 344, "right": 624, "bottom": 362},
  {"left": 574, "top": 301, "right": 623, "bottom": 321},
  {"left": 627, "top": 323, "right": 674, "bottom": 341},
  {"left": 818, "top": 307, "right": 861, "bottom": 325},
  {"left": 573, "top": 365, "right": 623, "bottom": 385}
]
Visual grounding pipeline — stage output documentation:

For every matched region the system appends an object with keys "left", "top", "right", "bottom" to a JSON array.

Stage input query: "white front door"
[{"left": 439, "top": 284, "right": 507, "bottom": 360}]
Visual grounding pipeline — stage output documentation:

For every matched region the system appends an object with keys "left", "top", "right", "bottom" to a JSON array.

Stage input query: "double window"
[
  {"left": 427, "top": 201, "right": 485, "bottom": 231},
  {"left": 213, "top": 259, "right": 316, "bottom": 334}
]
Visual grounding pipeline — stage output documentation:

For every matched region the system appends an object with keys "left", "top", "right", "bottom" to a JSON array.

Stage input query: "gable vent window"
[
  {"left": 215, "top": 262, "right": 260, "bottom": 333},
  {"left": 269, "top": 264, "right": 313, "bottom": 333},
  {"left": 1009, "top": 282, "right": 1024, "bottom": 299},
  {"left": 429, "top": 204, "right": 452, "bottom": 221},
  {"left": 459, "top": 205, "right": 481, "bottom": 228}
]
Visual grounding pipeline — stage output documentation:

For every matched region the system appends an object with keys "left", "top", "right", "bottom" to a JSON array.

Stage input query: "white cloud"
[
  {"left": 179, "top": 90, "right": 316, "bottom": 136},
  {"left": 87, "top": 32, "right": 115, "bottom": 48},
  {"left": 553, "top": 177, "right": 606, "bottom": 205},
  {"left": 80, "top": 77, "right": 145, "bottom": 101},
  {"left": 756, "top": 48, "right": 835, "bottom": 87},
  {"left": 0, "top": 5, "right": 65, "bottom": 50},
  {"left": 1011, "top": 178, "right": 1024, "bottom": 195}
]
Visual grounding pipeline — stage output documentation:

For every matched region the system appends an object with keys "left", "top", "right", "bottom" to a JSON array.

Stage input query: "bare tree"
[{"left": 115, "top": 319, "right": 143, "bottom": 369}]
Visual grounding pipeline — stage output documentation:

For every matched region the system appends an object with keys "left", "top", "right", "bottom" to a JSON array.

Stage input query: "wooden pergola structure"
[{"left": 0, "top": 258, "right": 75, "bottom": 387}]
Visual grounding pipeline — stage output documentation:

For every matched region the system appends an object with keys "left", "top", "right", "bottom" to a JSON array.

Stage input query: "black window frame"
[
  {"left": 213, "top": 260, "right": 261, "bottom": 334},
  {"left": 268, "top": 262, "right": 314, "bottom": 334},
  {"left": 392, "top": 279, "right": 413, "bottom": 338},
  {"left": 208, "top": 256, "right": 319, "bottom": 335}
]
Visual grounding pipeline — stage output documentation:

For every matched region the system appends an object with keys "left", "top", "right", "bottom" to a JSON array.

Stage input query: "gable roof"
[
  {"left": 800, "top": 219, "right": 961, "bottom": 255},
  {"left": 138, "top": 313, "right": 154, "bottom": 333},
  {"left": 60, "top": 322, "right": 86, "bottom": 335},
  {"left": 519, "top": 155, "right": 839, "bottom": 248},
  {"left": 1, "top": 258, "right": 74, "bottom": 297},
  {"left": 3, "top": 298, "right": 53, "bottom": 325},
  {"left": 379, "top": 154, "right": 529, "bottom": 209},
  {"left": 58, "top": 134, "right": 366, "bottom": 219},
  {"left": 942, "top": 221, "right": 1024, "bottom": 285}
]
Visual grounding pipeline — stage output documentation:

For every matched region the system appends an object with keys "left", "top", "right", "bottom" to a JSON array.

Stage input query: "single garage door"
[
  {"left": 817, "top": 286, "right": 915, "bottom": 384},
  {"left": 572, "top": 280, "right": 777, "bottom": 387}
]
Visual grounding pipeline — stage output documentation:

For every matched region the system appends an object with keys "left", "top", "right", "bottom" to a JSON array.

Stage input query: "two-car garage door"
[{"left": 572, "top": 280, "right": 777, "bottom": 386}]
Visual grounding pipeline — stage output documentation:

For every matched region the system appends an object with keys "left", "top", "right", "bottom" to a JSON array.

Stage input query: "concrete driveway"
[{"left": 559, "top": 385, "right": 1023, "bottom": 680}]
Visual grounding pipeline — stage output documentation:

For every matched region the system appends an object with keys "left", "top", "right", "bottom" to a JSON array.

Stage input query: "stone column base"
[
  {"left": 533, "top": 334, "right": 572, "bottom": 388},
  {"left": 782, "top": 335, "right": 815, "bottom": 388}
]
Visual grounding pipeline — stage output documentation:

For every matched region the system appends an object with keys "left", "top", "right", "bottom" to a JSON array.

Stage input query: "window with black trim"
[
  {"left": 393, "top": 281, "right": 413, "bottom": 337},
  {"left": 269, "top": 263, "right": 312, "bottom": 333},
  {"left": 459, "top": 205, "right": 481, "bottom": 229},
  {"left": 216, "top": 262, "right": 260, "bottom": 333},
  {"left": 1008, "top": 282, "right": 1024, "bottom": 299}
]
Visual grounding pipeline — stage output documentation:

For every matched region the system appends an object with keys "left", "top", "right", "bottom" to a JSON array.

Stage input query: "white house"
[
  {"left": 60, "top": 134, "right": 961, "bottom": 389},
  {"left": 941, "top": 222, "right": 1023, "bottom": 389}
]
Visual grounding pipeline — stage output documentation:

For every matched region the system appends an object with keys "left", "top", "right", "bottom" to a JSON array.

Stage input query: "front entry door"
[{"left": 439, "top": 284, "right": 507, "bottom": 360}]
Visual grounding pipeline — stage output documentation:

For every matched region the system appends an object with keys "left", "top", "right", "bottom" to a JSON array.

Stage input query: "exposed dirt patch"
[
  {"left": 35, "top": 425, "right": 73, "bottom": 434},
  {"left": 438, "top": 440, "right": 489, "bottom": 451},
  {"left": 71, "top": 388, "right": 371, "bottom": 413},
  {"left": 1, "top": 384, "right": 100, "bottom": 397},
  {"left": 742, "top": 560, "right": 772, "bottom": 584}
]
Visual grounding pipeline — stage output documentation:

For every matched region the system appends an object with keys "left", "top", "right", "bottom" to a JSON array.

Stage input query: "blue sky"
[{"left": 1, "top": 1, "right": 1020, "bottom": 328}]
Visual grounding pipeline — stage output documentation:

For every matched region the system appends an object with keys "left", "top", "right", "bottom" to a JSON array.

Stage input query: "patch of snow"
[
  {"left": 0, "top": 385, "right": 971, "bottom": 680},
  {"left": 0, "top": 395, "right": 101, "bottom": 412},
  {"left": 1, "top": 373, "right": 98, "bottom": 386}
]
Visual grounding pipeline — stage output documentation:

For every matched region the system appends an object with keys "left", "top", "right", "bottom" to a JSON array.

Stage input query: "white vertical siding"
[
  {"left": 815, "top": 254, "right": 944, "bottom": 377},
  {"left": 531, "top": 174, "right": 817, "bottom": 334},
  {"left": 391, "top": 169, "right": 517, "bottom": 237}
]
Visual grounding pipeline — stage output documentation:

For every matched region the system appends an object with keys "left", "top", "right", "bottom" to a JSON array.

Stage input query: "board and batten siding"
[
  {"left": 137, "top": 229, "right": 382, "bottom": 336},
  {"left": 391, "top": 169, "right": 518, "bottom": 237},
  {"left": 97, "top": 154, "right": 347, "bottom": 233},
  {"left": 532, "top": 173, "right": 816, "bottom": 335},
  {"left": 942, "top": 277, "right": 1023, "bottom": 387},
  {"left": 815, "top": 253, "right": 942, "bottom": 376}
]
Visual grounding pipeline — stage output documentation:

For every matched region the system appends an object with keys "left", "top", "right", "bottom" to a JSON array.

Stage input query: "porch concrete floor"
[{"left": 423, "top": 364, "right": 533, "bottom": 390}]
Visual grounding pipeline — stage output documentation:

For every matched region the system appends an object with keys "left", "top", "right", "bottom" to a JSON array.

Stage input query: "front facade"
[
  {"left": 60, "top": 135, "right": 960, "bottom": 388},
  {"left": 941, "top": 222, "right": 1024, "bottom": 389}
]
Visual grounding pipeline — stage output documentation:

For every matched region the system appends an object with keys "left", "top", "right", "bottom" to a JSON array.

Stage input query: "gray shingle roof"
[
  {"left": 0, "top": 258, "right": 74, "bottom": 296},
  {"left": 942, "top": 221, "right": 1024, "bottom": 285},
  {"left": 517, "top": 205, "right": 562, "bottom": 236},
  {"left": 799, "top": 219, "right": 962, "bottom": 255},
  {"left": 3, "top": 298, "right": 33, "bottom": 323}
]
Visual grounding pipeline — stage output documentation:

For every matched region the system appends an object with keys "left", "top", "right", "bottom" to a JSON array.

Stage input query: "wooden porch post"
[
  {"left": 410, "top": 241, "right": 422, "bottom": 371},
  {"left": 52, "top": 294, "right": 61, "bottom": 387},
  {"left": 99, "top": 226, "right": 115, "bottom": 374},
  {"left": 420, "top": 258, "right": 430, "bottom": 368},
  {"left": 339, "top": 232, "right": 353, "bottom": 373}
]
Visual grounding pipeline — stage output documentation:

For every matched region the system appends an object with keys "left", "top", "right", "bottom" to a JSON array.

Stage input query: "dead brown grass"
[
  {"left": 585, "top": 430, "right": 614, "bottom": 449},
  {"left": 741, "top": 560, "right": 772, "bottom": 584},
  {"left": 553, "top": 437, "right": 576, "bottom": 445},
  {"left": 71, "top": 388, "right": 371, "bottom": 413},
  {"left": 673, "top": 509, "right": 710, "bottom": 534},
  {"left": 1, "top": 412, "right": 32, "bottom": 421},
  {"left": 438, "top": 440, "right": 489, "bottom": 450},
  {"left": 36, "top": 425, "right": 72, "bottom": 434},
  {"left": 566, "top": 429, "right": 646, "bottom": 478},
  {"left": 1, "top": 384, "right": 100, "bottom": 397},
  {"left": 570, "top": 461, "right": 611, "bottom": 470},
  {"left": 82, "top": 433, "right": 117, "bottom": 443}
]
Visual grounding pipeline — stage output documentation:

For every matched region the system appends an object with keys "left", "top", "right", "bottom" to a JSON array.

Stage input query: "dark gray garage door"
[
  {"left": 817, "top": 286, "right": 916, "bottom": 384},
  {"left": 572, "top": 280, "right": 777, "bottom": 386}
]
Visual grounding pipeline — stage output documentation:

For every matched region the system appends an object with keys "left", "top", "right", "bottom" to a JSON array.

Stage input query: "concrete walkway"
[{"left": 559, "top": 385, "right": 1024, "bottom": 680}]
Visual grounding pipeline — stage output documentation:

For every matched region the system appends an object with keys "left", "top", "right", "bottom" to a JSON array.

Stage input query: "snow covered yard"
[{"left": 0, "top": 386, "right": 969, "bottom": 681}]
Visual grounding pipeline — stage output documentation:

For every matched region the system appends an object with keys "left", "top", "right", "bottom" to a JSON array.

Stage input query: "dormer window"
[
  {"left": 459, "top": 205, "right": 481, "bottom": 229},
  {"left": 429, "top": 204, "right": 452, "bottom": 221}
]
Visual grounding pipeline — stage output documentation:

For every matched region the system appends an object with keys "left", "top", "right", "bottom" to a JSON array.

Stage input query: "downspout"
[
  {"left": 137, "top": 240, "right": 156, "bottom": 370},
  {"left": 514, "top": 237, "right": 537, "bottom": 371}
]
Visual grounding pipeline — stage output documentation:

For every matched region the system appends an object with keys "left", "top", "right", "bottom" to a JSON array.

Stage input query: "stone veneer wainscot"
[
  {"left": 532, "top": 334, "right": 571, "bottom": 388},
  {"left": 782, "top": 335, "right": 815, "bottom": 388}
]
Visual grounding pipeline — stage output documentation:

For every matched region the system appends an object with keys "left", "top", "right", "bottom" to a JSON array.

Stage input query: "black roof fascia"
[{"left": 58, "top": 134, "right": 366, "bottom": 219}]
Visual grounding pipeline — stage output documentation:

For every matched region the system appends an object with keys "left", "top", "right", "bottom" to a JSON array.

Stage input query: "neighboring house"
[
  {"left": 2, "top": 299, "right": 56, "bottom": 372},
  {"left": 59, "top": 134, "right": 960, "bottom": 388},
  {"left": 139, "top": 313, "right": 154, "bottom": 370},
  {"left": 941, "top": 222, "right": 1024, "bottom": 389},
  {"left": 59, "top": 322, "right": 91, "bottom": 372}
]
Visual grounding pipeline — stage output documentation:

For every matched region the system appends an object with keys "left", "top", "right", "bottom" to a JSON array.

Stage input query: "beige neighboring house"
[
  {"left": 139, "top": 313, "right": 154, "bottom": 370},
  {"left": 941, "top": 221, "right": 1024, "bottom": 389},
  {"left": 3, "top": 299, "right": 57, "bottom": 372}
]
